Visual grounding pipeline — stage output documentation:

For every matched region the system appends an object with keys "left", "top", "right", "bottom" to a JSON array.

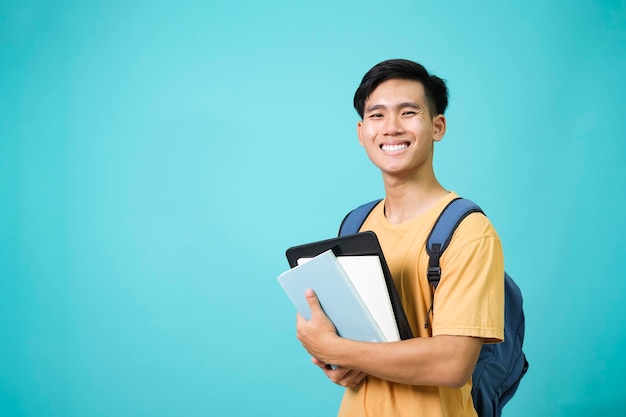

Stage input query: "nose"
[{"left": 383, "top": 114, "right": 404, "bottom": 135}]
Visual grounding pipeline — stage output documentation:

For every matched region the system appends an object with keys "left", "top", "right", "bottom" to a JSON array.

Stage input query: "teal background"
[{"left": 1, "top": 1, "right": 625, "bottom": 416}]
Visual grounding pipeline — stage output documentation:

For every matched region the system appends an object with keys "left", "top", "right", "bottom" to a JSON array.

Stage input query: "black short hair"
[{"left": 353, "top": 59, "right": 448, "bottom": 119}]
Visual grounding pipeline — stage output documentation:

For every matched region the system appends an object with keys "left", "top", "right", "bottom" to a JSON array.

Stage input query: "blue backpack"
[{"left": 339, "top": 197, "right": 528, "bottom": 417}]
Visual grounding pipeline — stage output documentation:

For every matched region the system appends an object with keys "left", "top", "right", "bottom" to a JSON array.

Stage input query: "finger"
[
  {"left": 311, "top": 357, "right": 326, "bottom": 367},
  {"left": 312, "top": 357, "right": 342, "bottom": 372},
  {"left": 311, "top": 357, "right": 331, "bottom": 370},
  {"left": 305, "top": 288, "right": 323, "bottom": 317},
  {"left": 336, "top": 369, "right": 367, "bottom": 388},
  {"left": 350, "top": 371, "right": 368, "bottom": 386}
]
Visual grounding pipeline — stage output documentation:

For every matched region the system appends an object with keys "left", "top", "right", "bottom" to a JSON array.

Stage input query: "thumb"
[{"left": 305, "top": 288, "right": 323, "bottom": 317}]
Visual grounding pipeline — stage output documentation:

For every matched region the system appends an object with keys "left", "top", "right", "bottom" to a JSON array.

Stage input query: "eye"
[
  {"left": 368, "top": 113, "right": 383, "bottom": 119},
  {"left": 402, "top": 111, "right": 417, "bottom": 116}
]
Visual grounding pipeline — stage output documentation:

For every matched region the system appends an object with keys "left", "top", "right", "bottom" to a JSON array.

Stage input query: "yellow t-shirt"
[{"left": 338, "top": 192, "right": 504, "bottom": 417}]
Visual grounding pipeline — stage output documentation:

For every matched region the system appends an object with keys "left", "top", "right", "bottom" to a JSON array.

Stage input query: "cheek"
[{"left": 359, "top": 125, "right": 377, "bottom": 142}]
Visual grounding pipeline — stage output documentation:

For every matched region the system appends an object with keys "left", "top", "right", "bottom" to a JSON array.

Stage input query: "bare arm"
[{"left": 296, "top": 289, "right": 483, "bottom": 388}]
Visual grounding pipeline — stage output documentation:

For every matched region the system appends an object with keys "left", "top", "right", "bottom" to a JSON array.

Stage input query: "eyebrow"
[{"left": 364, "top": 102, "right": 423, "bottom": 113}]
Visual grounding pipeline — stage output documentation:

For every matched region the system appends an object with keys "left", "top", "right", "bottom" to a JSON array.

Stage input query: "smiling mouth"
[{"left": 381, "top": 143, "right": 409, "bottom": 152}]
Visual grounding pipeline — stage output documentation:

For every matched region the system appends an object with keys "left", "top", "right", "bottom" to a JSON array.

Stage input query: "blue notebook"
[{"left": 277, "top": 249, "right": 385, "bottom": 343}]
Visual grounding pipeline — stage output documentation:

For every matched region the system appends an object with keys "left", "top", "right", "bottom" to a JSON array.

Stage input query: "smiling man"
[{"left": 295, "top": 59, "right": 505, "bottom": 417}]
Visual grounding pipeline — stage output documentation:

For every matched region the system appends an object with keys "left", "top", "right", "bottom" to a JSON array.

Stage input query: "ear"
[
  {"left": 357, "top": 121, "right": 364, "bottom": 146},
  {"left": 432, "top": 115, "right": 446, "bottom": 142}
]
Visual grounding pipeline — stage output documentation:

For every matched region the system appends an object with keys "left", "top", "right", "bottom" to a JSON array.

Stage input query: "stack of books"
[{"left": 277, "top": 231, "right": 412, "bottom": 343}]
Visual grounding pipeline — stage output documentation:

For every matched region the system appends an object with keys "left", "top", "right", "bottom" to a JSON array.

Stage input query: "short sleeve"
[{"left": 430, "top": 213, "right": 505, "bottom": 343}]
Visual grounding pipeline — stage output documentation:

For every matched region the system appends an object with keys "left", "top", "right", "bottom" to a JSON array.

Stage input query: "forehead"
[{"left": 366, "top": 79, "right": 427, "bottom": 106}]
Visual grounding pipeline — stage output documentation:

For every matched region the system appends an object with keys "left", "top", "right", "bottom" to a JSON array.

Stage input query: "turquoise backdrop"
[{"left": 1, "top": 1, "right": 625, "bottom": 416}]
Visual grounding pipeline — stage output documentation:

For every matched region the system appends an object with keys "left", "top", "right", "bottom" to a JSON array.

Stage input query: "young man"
[{"left": 296, "top": 59, "right": 505, "bottom": 417}]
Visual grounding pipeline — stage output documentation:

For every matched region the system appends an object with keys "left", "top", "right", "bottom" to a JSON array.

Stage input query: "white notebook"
[{"left": 328, "top": 255, "right": 399, "bottom": 342}]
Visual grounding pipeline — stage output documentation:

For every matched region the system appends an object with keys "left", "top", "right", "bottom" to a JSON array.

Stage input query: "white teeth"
[{"left": 381, "top": 143, "right": 408, "bottom": 152}]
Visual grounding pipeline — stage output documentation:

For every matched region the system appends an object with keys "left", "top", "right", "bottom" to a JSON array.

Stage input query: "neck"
[{"left": 382, "top": 173, "right": 449, "bottom": 225}]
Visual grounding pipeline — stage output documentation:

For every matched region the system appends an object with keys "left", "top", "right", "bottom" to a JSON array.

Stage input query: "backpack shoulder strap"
[
  {"left": 338, "top": 199, "right": 383, "bottom": 236},
  {"left": 426, "top": 198, "right": 484, "bottom": 288}
]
